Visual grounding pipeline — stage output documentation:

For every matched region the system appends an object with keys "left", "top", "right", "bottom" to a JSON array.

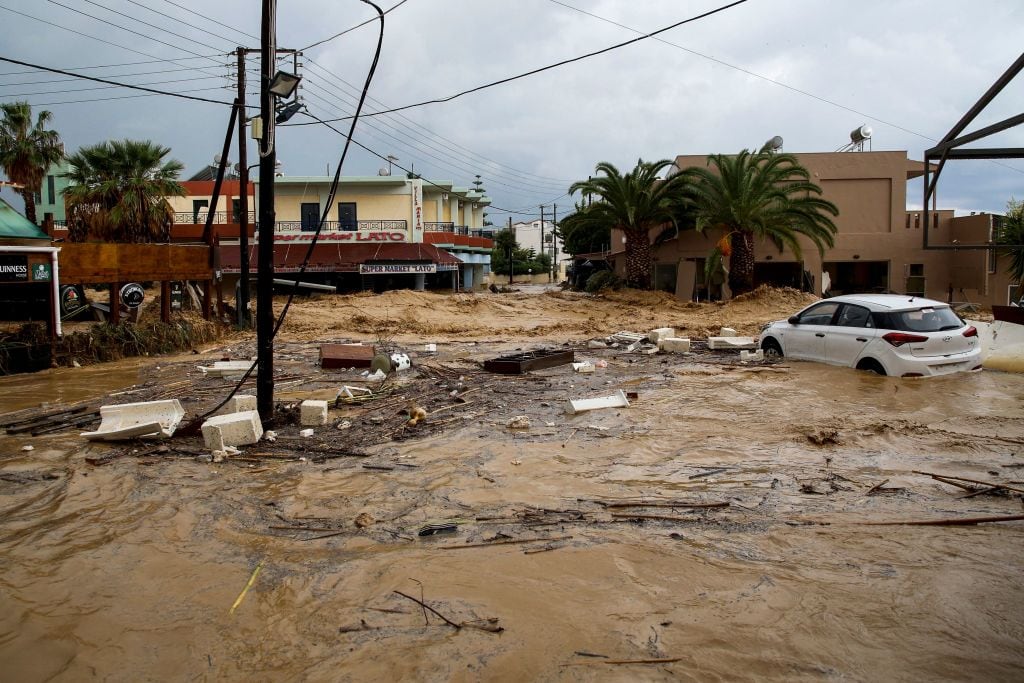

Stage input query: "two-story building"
[{"left": 606, "top": 149, "right": 1017, "bottom": 307}]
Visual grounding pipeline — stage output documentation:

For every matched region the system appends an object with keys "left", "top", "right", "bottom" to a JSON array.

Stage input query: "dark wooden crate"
[
  {"left": 483, "top": 349, "right": 574, "bottom": 374},
  {"left": 320, "top": 343, "right": 376, "bottom": 369}
]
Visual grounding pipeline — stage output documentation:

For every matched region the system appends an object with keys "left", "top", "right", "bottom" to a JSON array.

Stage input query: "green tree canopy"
[
  {"left": 63, "top": 139, "right": 185, "bottom": 243},
  {"left": 568, "top": 159, "right": 690, "bottom": 289},
  {"left": 0, "top": 101, "right": 63, "bottom": 225},
  {"left": 557, "top": 202, "right": 611, "bottom": 256},
  {"left": 490, "top": 228, "right": 551, "bottom": 278},
  {"left": 996, "top": 198, "right": 1024, "bottom": 290},
  {"left": 679, "top": 146, "right": 838, "bottom": 296}
]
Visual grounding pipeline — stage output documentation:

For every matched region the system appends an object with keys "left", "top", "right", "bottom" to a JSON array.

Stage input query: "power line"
[
  {"left": 299, "top": 78, "right": 568, "bottom": 196},
  {"left": 1, "top": 74, "right": 226, "bottom": 98},
  {"left": 290, "top": 0, "right": 749, "bottom": 125},
  {"left": 5, "top": 86, "right": 233, "bottom": 108},
  {"left": 122, "top": 0, "right": 247, "bottom": 47},
  {"left": 304, "top": 58, "right": 577, "bottom": 185},
  {"left": 301, "top": 0, "right": 411, "bottom": 51},
  {"left": 156, "top": 0, "right": 258, "bottom": 42},
  {"left": 0, "top": 56, "right": 234, "bottom": 106},
  {"left": 0, "top": 54, "right": 225, "bottom": 77},
  {"left": 45, "top": 0, "right": 226, "bottom": 60},
  {"left": 0, "top": 64, "right": 224, "bottom": 87},
  {"left": 0, "top": 3, "right": 228, "bottom": 81},
  {"left": 75, "top": 0, "right": 229, "bottom": 53}
]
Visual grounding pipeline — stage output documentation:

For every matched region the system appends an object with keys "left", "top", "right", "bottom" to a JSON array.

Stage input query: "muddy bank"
[{"left": 1, "top": 291, "right": 1023, "bottom": 681}]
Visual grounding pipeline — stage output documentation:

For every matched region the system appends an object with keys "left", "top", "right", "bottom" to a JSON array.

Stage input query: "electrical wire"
[
  {"left": 0, "top": 3, "right": 228, "bottom": 81},
  {"left": 1, "top": 74, "right": 226, "bottom": 98},
  {"left": 301, "top": 0, "right": 409, "bottom": 51},
  {"left": 197, "top": 0, "right": 387, "bottom": 422},
  {"left": 303, "top": 58, "right": 576, "bottom": 185},
  {"left": 75, "top": 0, "right": 230, "bottom": 53},
  {"left": 0, "top": 54, "right": 226, "bottom": 77},
  {"left": 122, "top": 0, "right": 251, "bottom": 48},
  {"left": 3, "top": 87, "right": 235, "bottom": 108},
  {"left": 156, "top": 0, "right": 259, "bottom": 42},
  {"left": 0, "top": 64, "right": 229, "bottom": 87},
  {"left": 0, "top": 56, "right": 234, "bottom": 106},
  {"left": 289, "top": 0, "right": 748, "bottom": 125}
]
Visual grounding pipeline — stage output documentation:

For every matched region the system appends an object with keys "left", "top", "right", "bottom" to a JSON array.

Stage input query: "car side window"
[
  {"left": 798, "top": 302, "right": 840, "bottom": 325},
  {"left": 837, "top": 304, "right": 873, "bottom": 328}
]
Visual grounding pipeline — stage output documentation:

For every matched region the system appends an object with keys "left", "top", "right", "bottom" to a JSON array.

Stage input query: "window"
[
  {"left": 47, "top": 175, "right": 55, "bottom": 205},
  {"left": 232, "top": 198, "right": 242, "bottom": 223},
  {"left": 300, "top": 202, "right": 320, "bottom": 231},
  {"left": 192, "top": 199, "right": 209, "bottom": 223},
  {"left": 797, "top": 301, "right": 841, "bottom": 325},
  {"left": 907, "top": 263, "right": 924, "bottom": 277},
  {"left": 337, "top": 202, "right": 357, "bottom": 231},
  {"left": 837, "top": 304, "right": 873, "bottom": 328}
]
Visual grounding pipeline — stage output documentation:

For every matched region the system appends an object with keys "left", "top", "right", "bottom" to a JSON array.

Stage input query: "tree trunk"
[
  {"left": 624, "top": 228, "right": 652, "bottom": 289},
  {"left": 20, "top": 188, "right": 37, "bottom": 226},
  {"left": 728, "top": 230, "right": 756, "bottom": 296}
]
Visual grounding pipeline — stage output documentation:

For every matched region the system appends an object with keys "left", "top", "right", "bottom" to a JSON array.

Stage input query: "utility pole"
[
  {"left": 551, "top": 202, "right": 557, "bottom": 283},
  {"left": 507, "top": 216, "right": 513, "bottom": 285},
  {"left": 256, "top": 0, "right": 277, "bottom": 421},
  {"left": 235, "top": 47, "right": 250, "bottom": 329},
  {"left": 539, "top": 205, "right": 545, "bottom": 283}
]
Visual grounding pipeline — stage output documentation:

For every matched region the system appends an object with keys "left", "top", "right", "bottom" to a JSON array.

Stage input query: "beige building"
[{"left": 607, "top": 150, "right": 1017, "bottom": 307}]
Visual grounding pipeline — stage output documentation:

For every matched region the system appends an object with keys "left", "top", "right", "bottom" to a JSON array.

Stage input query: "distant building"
[
  {"left": 512, "top": 219, "right": 570, "bottom": 277},
  {"left": 606, "top": 149, "right": 1017, "bottom": 307}
]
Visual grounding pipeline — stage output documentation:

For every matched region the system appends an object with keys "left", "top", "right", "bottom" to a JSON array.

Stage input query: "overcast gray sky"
[{"left": 1, "top": 0, "right": 1022, "bottom": 220}]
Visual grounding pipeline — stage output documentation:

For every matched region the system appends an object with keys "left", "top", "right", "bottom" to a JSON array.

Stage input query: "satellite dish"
[
  {"left": 378, "top": 167, "right": 391, "bottom": 176},
  {"left": 765, "top": 135, "right": 784, "bottom": 151},
  {"left": 214, "top": 153, "right": 222, "bottom": 164},
  {"left": 850, "top": 125, "right": 872, "bottom": 143},
  {"left": 233, "top": 162, "right": 242, "bottom": 173}
]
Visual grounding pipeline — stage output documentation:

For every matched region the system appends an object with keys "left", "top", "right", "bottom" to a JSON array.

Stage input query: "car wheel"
[
  {"left": 761, "top": 337, "right": 783, "bottom": 359},
  {"left": 856, "top": 358, "right": 886, "bottom": 376}
]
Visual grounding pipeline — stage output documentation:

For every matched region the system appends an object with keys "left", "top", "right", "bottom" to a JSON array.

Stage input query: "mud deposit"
[{"left": 2, "top": 289, "right": 1023, "bottom": 681}]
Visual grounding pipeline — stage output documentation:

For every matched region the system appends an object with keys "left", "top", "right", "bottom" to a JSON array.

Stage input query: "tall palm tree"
[
  {"left": 569, "top": 159, "right": 689, "bottom": 289},
  {"left": 996, "top": 198, "right": 1024, "bottom": 290},
  {"left": 0, "top": 101, "right": 64, "bottom": 225},
  {"left": 63, "top": 139, "right": 185, "bottom": 243},
  {"left": 681, "top": 146, "right": 839, "bottom": 296}
]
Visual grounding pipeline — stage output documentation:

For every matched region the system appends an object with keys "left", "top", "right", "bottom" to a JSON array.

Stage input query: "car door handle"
[
  {"left": 815, "top": 333, "right": 825, "bottom": 337},
  {"left": 856, "top": 337, "right": 868, "bottom": 342}
]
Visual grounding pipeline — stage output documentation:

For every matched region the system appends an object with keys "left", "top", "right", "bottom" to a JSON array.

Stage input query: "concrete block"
[
  {"left": 648, "top": 327, "right": 676, "bottom": 343},
  {"left": 708, "top": 336, "right": 758, "bottom": 350},
  {"left": 587, "top": 339, "right": 608, "bottom": 349},
  {"left": 300, "top": 400, "right": 329, "bottom": 426},
  {"left": 719, "top": 327, "right": 738, "bottom": 337},
  {"left": 740, "top": 349, "right": 765, "bottom": 362},
  {"left": 202, "top": 410, "right": 263, "bottom": 450},
  {"left": 658, "top": 337, "right": 691, "bottom": 353},
  {"left": 227, "top": 394, "right": 257, "bottom": 413}
]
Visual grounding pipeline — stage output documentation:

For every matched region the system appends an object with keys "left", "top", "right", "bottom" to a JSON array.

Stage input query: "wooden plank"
[
  {"left": 483, "top": 349, "right": 574, "bottom": 374},
  {"left": 320, "top": 343, "right": 376, "bottom": 369},
  {"left": 58, "top": 243, "right": 213, "bottom": 282}
]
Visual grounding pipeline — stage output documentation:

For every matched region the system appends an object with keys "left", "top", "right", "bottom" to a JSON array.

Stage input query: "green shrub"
[{"left": 584, "top": 270, "right": 624, "bottom": 293}]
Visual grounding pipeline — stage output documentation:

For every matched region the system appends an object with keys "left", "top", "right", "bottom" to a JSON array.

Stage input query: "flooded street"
[{"left": 2, "top": 290, "right": 1023, "bottom": 681}]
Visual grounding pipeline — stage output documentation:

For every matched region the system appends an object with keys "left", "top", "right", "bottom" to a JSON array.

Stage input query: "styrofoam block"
[
  {"left": 587, "top": 340, "right": 608, "bottom": 349},
  {"left": 658, "top": 337, "right": 691, "bottom": 353},
  {"left": 648, "top": 327, "right": 676, "bottom": 343},
  {"left": 708, "top": 336, "right": 758, "bottom": 350},
  {"left": 300, "top": 400, "right": 329, "bottom": 426},
  {"left": 719, "top": 327, "right": 738, "bottom": 337},
  {"left": 202, "top": 410, "right": 263, "bottom": 450},
  {"left": 740, "top": 349, "right": 765, "bottom": 361},
  {"left": 227, "top": 394, "right": 257, "bottom": 413}
]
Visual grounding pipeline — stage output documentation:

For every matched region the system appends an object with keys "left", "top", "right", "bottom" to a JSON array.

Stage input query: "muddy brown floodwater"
[{"left": 1, "top": 287, "right": 1023, "bottom": 681}]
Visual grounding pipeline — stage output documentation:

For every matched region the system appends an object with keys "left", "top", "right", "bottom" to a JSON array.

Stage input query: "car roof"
[{"left": 821, "top": 294, "right": 950, "bottom": 312}]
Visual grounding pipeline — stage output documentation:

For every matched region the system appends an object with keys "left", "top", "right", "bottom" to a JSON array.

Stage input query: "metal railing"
[
  {"left": 423, "top": 223, "right": 493, "bottom": 239},
  {"left": 273, "top": 219, "right": 408, "bottom": 232},
  {"left": 174, "top": 211, "right": 255, "bottom": 224},
  {"left": 424, "top": 221, "right": 455, "bottom": 232}
]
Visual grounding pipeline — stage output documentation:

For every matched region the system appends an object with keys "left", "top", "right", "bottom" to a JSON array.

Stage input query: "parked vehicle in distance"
[{"left": 758, "top": 294, "right": 982, "bottom": 377}]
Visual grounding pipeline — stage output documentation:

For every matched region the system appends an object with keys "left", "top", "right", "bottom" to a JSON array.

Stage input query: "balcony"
[
  {"left": 424, "top": 222, "right": 494, "bottom": 239},
  {"left": 174, "top": 210, "right": 256, "bottom": 225},
  {"left": 274, "top": 219, "right": 407, "bottom": 232}
]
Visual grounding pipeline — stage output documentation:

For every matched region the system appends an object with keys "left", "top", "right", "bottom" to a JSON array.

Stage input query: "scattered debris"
[
  {"left": 198, "top": 360, "right": 253, "bottom": 378},
  {"left": 299, "top": 428, "right": 315, "bottom": 438},
  {"left": 572, "top": 362, "right": 595, "bottom": 373},
  {"left": 320, "top": 343, "right": 375, "bottom": 369},
  {"left": 740, "top": 349, "right": 765, "bottom": 362},
  {"left": 506, "top": 415, "right": 530, "bottom": 430},
  {"left": 82, "top": 399, "right": 185, "bottom": 441},
  {"left": 659, "top": 337, "right": 691, "bottom": 353},
  {"left": 418, "top": 522, "right": 459, "bottom": 537},
  {"left": 201, "top": 410, "right": 263, "bottom": 450},
  {"left": 484, "top": 349, "right": 575, "bottom": 374},
  {"left": 566, "top": 390, "right": 629, "bottom": 414},
  {"left": 806, "top": 428, "right": 840, "bottom": 446},
  {"left": 407, "top": 403, "right": 428, "bottom": 427},
  {"left": 300, "top": 400, "right": 329, "bottom": 426},
  {"left": 20, "top": 445, "right": 33, "bottom": 452},
  {"left": 707, "top": 336, "right": 758, "bottom": 350},
  {"left": 354, "top": 512, "right": 374, "bottom": 528},
  {"left": 648, "top": 327, "right": 676, "bottom": 343},
  {"left": 587, "top": 340, "right": 607, "bottom": 349}
]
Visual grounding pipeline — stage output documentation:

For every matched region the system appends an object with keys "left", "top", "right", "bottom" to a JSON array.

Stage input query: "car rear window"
[{"left": 876, "top": 306, "right": 964, "bottom": 332}]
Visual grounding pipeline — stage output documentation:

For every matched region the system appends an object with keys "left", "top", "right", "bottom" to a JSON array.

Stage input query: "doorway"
[{"left": 300, "top": 203, "right": 320, "bottom": 231}]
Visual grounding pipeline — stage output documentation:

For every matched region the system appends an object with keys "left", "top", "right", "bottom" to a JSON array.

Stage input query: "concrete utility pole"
[
  {"left": 507, "top": 216, "right": 513, "bottom": 285},
  {"left": 256, "top": 0, "right": 277, "bottom": 421},
  {"left": 236, "top": 47, "right": 250, "bottom": 329},
  {"left": 551, "top": 203, "right": 557, "bottom": 283},
  {"left": 539, "top": 205, "right": 545, "bottom": 282}
]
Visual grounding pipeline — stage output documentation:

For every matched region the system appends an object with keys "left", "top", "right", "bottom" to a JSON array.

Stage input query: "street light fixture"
[{"left": 268, "top": 70, "right": 301, "bottom": 98}]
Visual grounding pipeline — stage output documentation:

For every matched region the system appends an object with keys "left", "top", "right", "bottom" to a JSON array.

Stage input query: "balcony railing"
[
  {"left": 174, "top": 211, "right": 255, "bottom": 224},
  {"left": 424, "top": 222, "right": 494, "bottom": 239},
  {"left": 273, "top": 219, "right": 408, "bottom": 232},
  {"left": 424, "top": 221, "right": 455, "bottom": 232}
]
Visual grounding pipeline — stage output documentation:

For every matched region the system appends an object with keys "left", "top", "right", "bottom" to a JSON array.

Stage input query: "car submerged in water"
[{"left": 758, "top": 294, "right": 982, "bottom": 377}]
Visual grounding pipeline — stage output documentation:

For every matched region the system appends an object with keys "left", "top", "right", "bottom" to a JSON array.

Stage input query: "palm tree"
[
  {"left": 996, "top": 198, "right": 1024, "bottom": 290},
  {"left": 569, "top": 159, "right": 690, "bottom": 289},
  {"left": 681, "top": 146, "right": 839, "bottom": 296},
  {"left": 0, "top": 101, "right": 64, "bottom": 225},
  {"left": 63, "top": 139, "right": 185, "bottom": 242}
]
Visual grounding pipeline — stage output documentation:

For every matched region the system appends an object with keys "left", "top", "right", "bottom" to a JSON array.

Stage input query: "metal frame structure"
[{"left": 923, "top": 51, "right": 1024, "bottom": 250}]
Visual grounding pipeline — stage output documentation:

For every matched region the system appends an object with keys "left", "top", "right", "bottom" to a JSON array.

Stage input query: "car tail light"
[
  {"left": 882, "top": 332, "right": 928, "bottom": 347},
  {"left": 962, "top": 326, "right": 978, "bottom": 338}
]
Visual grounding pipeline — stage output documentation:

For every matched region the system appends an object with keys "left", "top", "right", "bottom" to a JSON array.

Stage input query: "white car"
[{"left": 758, "top": 294, "right": 981, "bottom": 377}]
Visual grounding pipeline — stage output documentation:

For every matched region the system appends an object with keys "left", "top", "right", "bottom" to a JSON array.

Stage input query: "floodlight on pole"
[{"left": 268, "top": 70, "right": 301, "bottom": 98}]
